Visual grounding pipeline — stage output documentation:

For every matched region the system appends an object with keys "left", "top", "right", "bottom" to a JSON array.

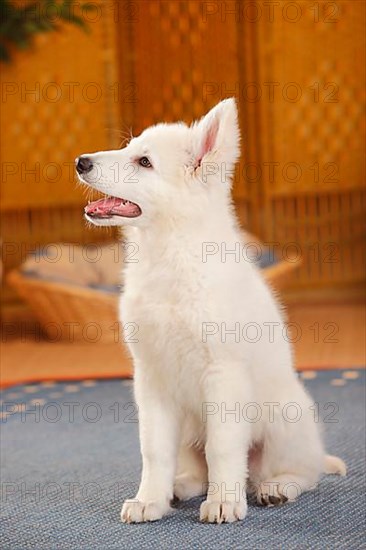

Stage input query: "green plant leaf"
[{"left": 0, "top": 0, "right": 94, "bottom": 63}]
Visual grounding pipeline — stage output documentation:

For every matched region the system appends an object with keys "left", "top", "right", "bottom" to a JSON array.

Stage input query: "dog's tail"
[{"left": 324, "top": 454, "right": 347, "bottom": 476}]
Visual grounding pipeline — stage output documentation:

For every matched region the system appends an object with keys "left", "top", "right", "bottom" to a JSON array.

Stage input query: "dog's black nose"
[{"left": 76, "top": 156, "right": 93, "bottom": 175}]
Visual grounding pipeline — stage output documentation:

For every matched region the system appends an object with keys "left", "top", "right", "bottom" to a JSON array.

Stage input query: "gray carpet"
[{"left": 1, "top": 370, "right": 365, "bottom": 549}]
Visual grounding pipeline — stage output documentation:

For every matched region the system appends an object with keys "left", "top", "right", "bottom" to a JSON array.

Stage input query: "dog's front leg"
[
  {"left": 121, "top": 375, "right": 178, "bottom": 523},
  {"left": 200, "top": 364, "right": 250, "bottom": 523}
]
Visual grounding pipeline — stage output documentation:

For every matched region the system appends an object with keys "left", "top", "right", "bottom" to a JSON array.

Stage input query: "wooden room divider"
[
  {"left": 117, "top": 0, "right": 365, "bottom": 292},
  {"left": 1, "top": 0, "right": 120, "bottom": 308},
  {"left": 1, "top": 0, "right": 365, "bottom": 314}
]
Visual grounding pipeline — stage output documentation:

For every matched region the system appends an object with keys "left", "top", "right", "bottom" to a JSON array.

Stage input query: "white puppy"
[{"left": 76, "top": 99, "right": 346, "bottom": 524}]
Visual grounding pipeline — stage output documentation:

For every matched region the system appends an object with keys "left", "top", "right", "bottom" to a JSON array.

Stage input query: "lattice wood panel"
[
  {"left": 117, "top": 0, "right": 365, "bottom": 289},
  {"left": 1, "top": 5, "right": 119, "bottom": 210},
  {"left": 2, "top": 0, "right": 365, "bottom": 308},
  {"left": 256, "top": 0, "right": 365, "bottom": 196},
  {"left": 253, "top": 0, "right": 366, "bottom": 287},
  {"left": 264, "top": 189, "right": 365, "bottom": 288},
  {"left": 1, "top": 1, "right": 120, "bottom": 305},
  {"left": 117, "top": 0, "right": 252, "bottom": 208}
]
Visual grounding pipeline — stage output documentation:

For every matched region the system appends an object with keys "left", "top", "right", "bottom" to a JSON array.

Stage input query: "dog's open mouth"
[{"left": 84, "top": 196, "right": 142, "bottom": 219}]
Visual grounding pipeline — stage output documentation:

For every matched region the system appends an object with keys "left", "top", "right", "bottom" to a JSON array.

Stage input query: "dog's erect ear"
[{"left": 191, "top": 98, "right": 240, "bottom": 171}]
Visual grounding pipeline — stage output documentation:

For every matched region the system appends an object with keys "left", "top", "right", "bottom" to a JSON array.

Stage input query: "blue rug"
[{"left": 1, "top": 370, "right": 365, "bottom": 549}]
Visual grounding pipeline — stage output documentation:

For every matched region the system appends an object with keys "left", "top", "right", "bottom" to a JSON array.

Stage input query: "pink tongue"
[{"left": 84, "top": 197, "right": 140, "bottom": 218}]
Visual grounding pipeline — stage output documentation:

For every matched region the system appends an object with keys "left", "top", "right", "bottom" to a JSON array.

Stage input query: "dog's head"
[{"left": 75, "top": 98, "right": 240, "bottom": 227}]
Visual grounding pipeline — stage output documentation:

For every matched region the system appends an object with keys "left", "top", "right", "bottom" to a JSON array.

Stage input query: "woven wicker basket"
[{"left": 7, "top": 261, "right": 299, "bottom": 343}]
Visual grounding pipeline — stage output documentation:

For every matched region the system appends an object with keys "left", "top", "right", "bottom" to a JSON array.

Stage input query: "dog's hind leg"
[
  {"left": 253, "top": 454, "right": 346, "bottom": 506},
  {"left": 255, "top": 473, "right": 317, "bottom": 506},
  {"left": 174, "top": 445, "right": 208, "bottom": 501},
  {"left": 251, "top": 397, "right": 326, "bottom": 507}
]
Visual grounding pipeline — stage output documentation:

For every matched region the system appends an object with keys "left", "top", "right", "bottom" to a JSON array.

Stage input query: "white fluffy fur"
[{"left": 77, "top": 99, "right": 346, "bottom": 524}]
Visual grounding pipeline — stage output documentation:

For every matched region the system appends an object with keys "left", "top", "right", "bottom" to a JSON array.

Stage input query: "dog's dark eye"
[{"left": 138, "top": 156, "right": 152, "bottom": 168}]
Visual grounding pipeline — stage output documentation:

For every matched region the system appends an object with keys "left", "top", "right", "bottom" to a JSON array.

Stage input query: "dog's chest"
[{"left": 120, "top": 263, "right": 210, "bottom": 384}]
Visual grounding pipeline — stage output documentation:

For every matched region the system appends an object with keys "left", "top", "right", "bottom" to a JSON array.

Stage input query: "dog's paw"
[
  {"left": 174, "top": 473, "right": 206, "bottom": 501},
  {"left": 200, "top": 499, "right": 247, "bottom": 524},
  {"left": 121, "top": 499, "right": 171, "bottom": 523},
  {"left": 257, "top": 482, "right": 289, "bottom": 507}
]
